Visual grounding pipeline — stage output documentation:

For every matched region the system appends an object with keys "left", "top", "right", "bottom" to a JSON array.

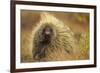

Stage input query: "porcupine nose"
[
  {"left": 44, "top": 28, "right": 51, "bottom": 37},
  {"left": 41, "top": 25, "right": 53, "bottom": 44},
  {"left": 45, "top": 30, "right": 51, "bottom": 35}
]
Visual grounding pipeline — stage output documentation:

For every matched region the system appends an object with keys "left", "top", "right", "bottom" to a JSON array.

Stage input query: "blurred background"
[{"left": 21, "top": 10, "right": 89, "bottom": 62}]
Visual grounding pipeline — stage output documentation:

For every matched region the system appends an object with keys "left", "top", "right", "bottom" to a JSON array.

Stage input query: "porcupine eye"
[{"left": 41, "top": 25, "right": 53, "bottom": 44}]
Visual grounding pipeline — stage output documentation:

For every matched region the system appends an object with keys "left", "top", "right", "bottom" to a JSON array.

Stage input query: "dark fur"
[{"left": 32, "top": 25, "right": 54, "bottom": 61}]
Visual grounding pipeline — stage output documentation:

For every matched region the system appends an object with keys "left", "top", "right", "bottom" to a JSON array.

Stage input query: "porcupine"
[{"left": 32, "top": 12, "right": 81, "bottom": 62}]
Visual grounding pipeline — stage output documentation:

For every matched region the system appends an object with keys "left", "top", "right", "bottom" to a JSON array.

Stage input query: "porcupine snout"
[{"left": 40, "top": 25, "right": 54, "bottom": 44}]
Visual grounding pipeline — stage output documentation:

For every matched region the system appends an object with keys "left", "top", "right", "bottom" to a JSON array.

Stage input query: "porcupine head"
[{"left": 32, "top": 12, "right": 80, "bottom": 61}]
